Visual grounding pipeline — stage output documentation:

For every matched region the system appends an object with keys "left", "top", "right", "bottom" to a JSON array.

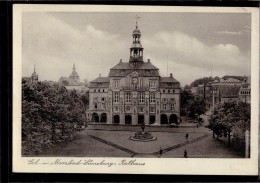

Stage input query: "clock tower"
[{"left": 129, "top": 15, "right": 144, "bottom": 67}]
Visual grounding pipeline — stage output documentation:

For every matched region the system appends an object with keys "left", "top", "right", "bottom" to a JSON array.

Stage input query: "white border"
[{"left": 13, "top": 5, "right": 259, "bottom": 175}]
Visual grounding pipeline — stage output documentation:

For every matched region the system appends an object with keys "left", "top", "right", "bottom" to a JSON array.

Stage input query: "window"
[
  {"left": 150, "top": 92, "right": 155, "bottom": 103},
  {"left": 102, "top": 97, "right": 105, "bottom": 101},
  {"left": 168, "top": 90, "right": 170, "bottom": 93},
  {"left": 114, "top": 80, "right": 120, "bottom": 88},
  {"left": 139, "top": 92, "right": 144, "bottom": 103},
  {"left": 163, "top": 98, "right": 167, "bottom": 102},
  {"left": 163, "top": 90, "right": 165, "bottom": 93},
  {"left": 94, "top": 89, "right": 96, "bottom": 92},
  {"left": 114, "top": 92, "right": 119, "bottom": 103},
  {"left": 171, "top": 104, "right": 175, "bottom": 111},
  {"left": 173, "top": 90, "right": 175, "bottom": 93},
  {"left": 163, "top": 104, "right": 167, "bottom": 111},
  {"left": 126, "top": 92, "right": 131, "bottom": 103},
  {"left": 149, "top": 80, "right": 156, "bottom": 88},
  {"left": 103, "top": 89, "right": 105, "bottom": 92},
  {"left": 94, "top": 103, "right": 98, "bottom": 109},
  {"left": 139, "top": 107, "right": 144, "bottom": 112},
  {"left": 98, "top": 89, "right": 100, "bottom": 92},
  {"left": 150, "top": 107, "right": 155, "bottom": 113}
]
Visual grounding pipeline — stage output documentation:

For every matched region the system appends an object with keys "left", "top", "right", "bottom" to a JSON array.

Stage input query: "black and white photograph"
[{"left": 13, "top": 5, "right": 259, "bottom": 175}]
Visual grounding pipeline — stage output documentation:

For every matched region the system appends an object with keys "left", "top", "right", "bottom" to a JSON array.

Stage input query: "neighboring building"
[
  {"left": 195, "top": 77, "right": 248, "bottom": 110},
  {"left": 88, "top": 22, "right": 181, "bottom": 125},
  {"left": 220, "top": 86, "right": 241, "bottom": 103},
  {"left": 58, "top": 64, "right": 87, "bottom": 92},
  {"left": 239, "top": 76, "right": 251, "bottom": 103}
]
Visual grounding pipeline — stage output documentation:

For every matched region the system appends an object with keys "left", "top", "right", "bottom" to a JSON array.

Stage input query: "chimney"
[
  {"left": 148, "top": 59, "right": 150, "bottom": 62},
  {"left": 170, "top": 73, "right": 172, "bottom": 77}
]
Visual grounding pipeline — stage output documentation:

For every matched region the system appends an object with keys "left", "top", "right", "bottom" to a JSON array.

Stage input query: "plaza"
[{"left": 39, "top": 120, "right": 242, "bottom": 158}]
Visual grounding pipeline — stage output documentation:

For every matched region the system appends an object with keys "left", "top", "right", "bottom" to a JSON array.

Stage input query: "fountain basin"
[{"left": 129, "top": 131, "right": 157, "bottom": 142}]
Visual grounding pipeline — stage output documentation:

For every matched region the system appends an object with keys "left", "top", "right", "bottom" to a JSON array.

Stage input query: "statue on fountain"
[
  {"left": 129, "top": 122, "right": 157, "bottom": 142},
  {"left": 141, "top": 122, "right": 145, "bottom": 133}
]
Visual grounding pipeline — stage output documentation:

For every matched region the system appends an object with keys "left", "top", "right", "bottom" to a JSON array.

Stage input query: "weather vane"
[{"left": 135, "top": 15, "right": 141, "bottom": 27}]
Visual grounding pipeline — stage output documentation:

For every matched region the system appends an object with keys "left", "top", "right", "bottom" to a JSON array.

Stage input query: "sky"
[{"left": 22, "top": 12, "right": 251, "bottom": 86}]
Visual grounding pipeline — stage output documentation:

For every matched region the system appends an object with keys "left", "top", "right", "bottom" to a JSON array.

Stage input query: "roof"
[
  {"left": 109, "top": 61, "right": 159, "bottom": 77},
  {"left": 221, "top": 86, "right": 240, "bottom": 98},
  {"left": 110, "top": 61, "right": 158, "bottom": 70},
  {"left": 160, "top": 77, "right": 179, "bottom": 83},
  {"left": 139, "top": 62, "right": 159, "bottom": 70},
  {"left": 111, "top": 62, "right": 132, "bottom": 70},
  {"left": 58, "top": 77, "right": 78, "bottom": 86},
  {"left": 91, "top": 77, "right": 110, "bottom": 83},
  {"left": 220, "top": 78, "right": 241, "bottom": 83}
]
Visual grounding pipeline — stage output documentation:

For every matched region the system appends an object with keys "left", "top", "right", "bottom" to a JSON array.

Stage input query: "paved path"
[{"left": 88, "top": 132, "right": 211, "bottom": 157}]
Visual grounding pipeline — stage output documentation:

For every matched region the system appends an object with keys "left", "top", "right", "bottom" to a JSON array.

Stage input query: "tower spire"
[
  {"left": 34, "top": 64, "right": 36, "bottom": 73},
  {"left": 135, "top": 15, "right": 141, "bottom": 28},
  {"left": 73, "top": 63, "right": 76, "bottom": 71}
]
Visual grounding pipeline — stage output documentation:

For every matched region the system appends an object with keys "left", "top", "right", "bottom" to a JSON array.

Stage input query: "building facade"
[
  {"left": 239, "top": 76, "right": 251, "bottom": 103},
  {"left": 88, "top": 22, "right": 181, "bottom": 125},
  {"left": 196, "top": 77, "right": 250, "bottom": 110}
]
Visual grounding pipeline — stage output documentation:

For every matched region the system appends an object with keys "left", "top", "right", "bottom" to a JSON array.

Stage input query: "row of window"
[
  {"left": 112, "top": 104, "right": 174, "bottom": 112},
  {"left": 93, "top": 89, "right": 107, "bottom": 93},
  {"left": 113, "top": 106, "right": 156, "bottom": 113},
  {"left": 162, "top": 89, "right": 175, "bottom": 93},
  {"left": 113, "top": 80, "right": 158, "bottom": 88},
  {"left": 162, "top": 103, "right": 175, "bottom": 111},
  {"left": 241, "top": 91, "right": 251, "bottom": 95}
]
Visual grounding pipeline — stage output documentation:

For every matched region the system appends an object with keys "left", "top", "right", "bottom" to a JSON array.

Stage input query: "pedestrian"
[
  {"left": 184, "top": 150, "right": 188, "bottom": 158},
  {"left": 159, "top": 147, "right": 163, "bottom": 156},
  {"left": 185, "top": 133, "right": 189, "bottom": 140}
]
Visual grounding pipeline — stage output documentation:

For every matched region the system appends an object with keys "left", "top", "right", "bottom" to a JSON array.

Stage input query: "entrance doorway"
[
  {"left": 113, "top": 115, "right": 120, "bottom": 124},
  {"left": 125, "top": 115, "right": 132, "bottom": 125},
  {"left": 92, "top": 113, "right": 99, "bottom": 122},
  {"left": 149, "top": 115, "right": 156, "bottom": 124},
  {"left": 161, "top": 114, "right": 168, "bottom": 125},
  {"left": 169, "top": 114, "right": 178, "bottom": 124},
  {"left": 138, "top": 115, "right": 144, "bottom": 124},
  {"left": 100, "top": 113, "right": 107, "bottom": 123}
]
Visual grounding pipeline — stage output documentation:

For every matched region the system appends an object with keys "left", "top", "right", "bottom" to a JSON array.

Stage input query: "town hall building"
[{"left": 88, "top": 21, "right": 181, "bottom": 125}]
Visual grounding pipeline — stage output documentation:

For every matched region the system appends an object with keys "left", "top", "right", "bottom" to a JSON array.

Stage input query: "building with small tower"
[
  {"left": 58, "top": 64, "right": 87, "bottom": 91},
  {"left": 88, "top": 18, "right": 181, "bottom": 126}
]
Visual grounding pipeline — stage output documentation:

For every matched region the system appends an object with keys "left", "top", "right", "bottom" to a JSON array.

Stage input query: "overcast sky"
[{"left": 22, "top": 12, "right": 251, "bottom": 86}]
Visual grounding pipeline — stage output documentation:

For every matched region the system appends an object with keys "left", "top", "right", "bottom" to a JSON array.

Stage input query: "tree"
[
  {"left": 209, "top": 101, "right": 250, "bottom": 155},
  {"left": 187, "top": 96, "right": 207, "bottom": 118},
  {"left": 22, "top": 81, "right": 86, "bottom": 155},
  {"left": 190, "top": 76, "right": 214, "bottom": 87},
  {"left": 180, "top": 90, "right": 194, "bottom": 116}
]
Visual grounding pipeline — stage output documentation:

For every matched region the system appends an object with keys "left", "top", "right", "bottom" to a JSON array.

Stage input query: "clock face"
[{"left": 132, "top": 77, "right": 138, "bottom": 84}]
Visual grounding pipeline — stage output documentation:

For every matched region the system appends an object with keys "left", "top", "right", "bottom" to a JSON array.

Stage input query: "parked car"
[
  {"left": 149, "top": 123, "right": 160, "bottom": 127},
  {"left": 169, "top": 123, "right": 179, "bottom": 128}
]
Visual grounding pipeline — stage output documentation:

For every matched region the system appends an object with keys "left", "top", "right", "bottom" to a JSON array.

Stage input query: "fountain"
[{"left": 129, "top": 123, "right": 157, "bottom": 142}]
